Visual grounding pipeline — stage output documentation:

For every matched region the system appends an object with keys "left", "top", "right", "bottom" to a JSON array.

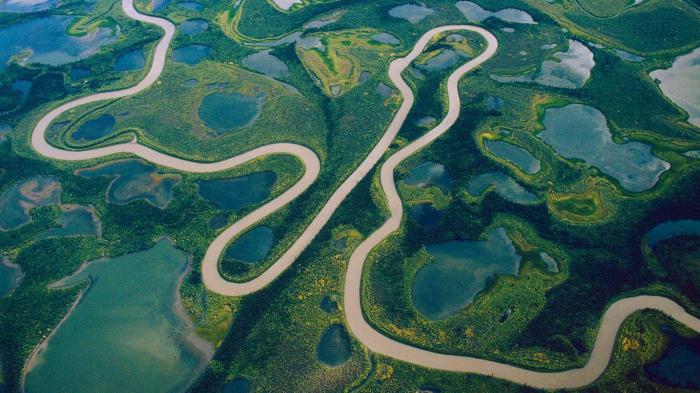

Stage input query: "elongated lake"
[{"left": 24, "top": 240, "right": 211, "bottom": 393}]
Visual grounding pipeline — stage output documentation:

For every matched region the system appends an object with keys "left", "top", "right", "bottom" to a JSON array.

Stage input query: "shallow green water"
[
  {"left": 467, "top": 171, "right": 539, "bottom": 204},
  {"left": 24, "top": 240, "right": 209, "bottom": 393},
  {"left": 198, "top": 92, "right": 265, "bottom": 134},
  {"left": 71, "top": 114, "right": 116, "bottom": 141},
  {"left": 538, "top": 104, "right": 670, "bottom": 192},
  {"left": 37, "top": 205, "right": 100, "bottom": 240},
  {"left": 316, "top": 324, "right": 351, "bottom": 367},
  {"left": 77, "top": 159, "right": 181, "bottom": 209},
  {"left": 485, "top": 140, "right": 540, "bottom": 174},
  {"left": 197, "top": 172, "right": 276, "bottom": 211},
  {"left": 0, "top": 176, "right": 61, "bottom": 230},
  {"left": 225, "top": 226, "right": 274, "bottom": 263},
  {"left": 412, "top": 227, "right": 521, "bottom": 320}
]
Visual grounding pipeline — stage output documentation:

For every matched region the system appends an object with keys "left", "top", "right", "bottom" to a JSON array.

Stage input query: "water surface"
[
  {"left": 77, "top": 159, "right": 181, "bottom": 209},
  {"left": 484, "top": 140, "right": 540, "bottom": 174},
  {"left": 0, "top": 16, "right": 118, "bottom": 72},
  {"left": 403, "top": 162, "right": 451, "bottom": 192},
  {"left": 646, "top": 220, "right": 700, "bottom": 248},
  {"left": 412, "top": 227, "right": 521, "bottom": 320},
  {"left": 114, "top": 49, "right": 146, "bottom": 71},
  {"left": 223, "top": 377, "right": 251, "bottom": 393},
  {"left": 409, "top": 204, "right": 443, "bottom": 228},
  {"left": 197, "top": 172, "right": 276, "bottom": 211},
  {"left": 0, "top": 176, "right": 61, "bottom": 230},
  {"left": 492, "top": 40, "right": 594, "bottom": 89},
  {"left": 242, "top": 50, "right": 289, "bottom": 78},
  {"left": 179, "top": 19, "right": 208, "bottom": 35},
  {"left": 172, "top": 44, "right": 211, "bottom": 65},
  {"left": 37, "top": 205, "right": 100, "bottom": 240},
  {"left": 456, "top": 1, "right": 535, "bottom": 24},
  {"left": 24, "top": 240, "right": 210, "bottom": 393},
  {"left": 198, "top": 92, "right": 265, "bottom": 134},
  {"left": 538, "top": 104, "right": 669, "bottom": 192},
  {"left": 316, "top": 324, "right": 352, "bottom": 367},
  {"left": 467, "top": 172, "right": 539, "bottom": 204},
  {"left": 0, "top": 0, "right": 59, "bottom": 13},
  {"left": 0, "top": 257, "right": 22, "bottom": 298},
  {"left": 650, "top": 48, "right": 700, "bottom": 127},
  {"left": 225, "top": 226, "right": 273, "bottom": 263},
  {"left": 388, "top": 4, "right": 434, "bottom": 23},
  {"left": 645, "top": 326, "right": 700, "bottom": 389},
  {"left": 71, "top": 114, "right": 116, "bottom": 141}
]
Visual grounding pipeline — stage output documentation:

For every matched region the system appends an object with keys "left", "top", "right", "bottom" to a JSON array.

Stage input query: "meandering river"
[{"left": 29, "top": 0, "right": 700, "bottom": 389}]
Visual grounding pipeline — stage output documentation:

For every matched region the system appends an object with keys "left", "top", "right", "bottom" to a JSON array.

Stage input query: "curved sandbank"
[
  {"left": 28, "top": 0, "right": 700, "bottom": 388},
  {"left": 342, "top": 26, "right": 700, "bottom": 391}
]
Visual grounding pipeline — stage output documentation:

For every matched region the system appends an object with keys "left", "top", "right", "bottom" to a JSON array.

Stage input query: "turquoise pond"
[
  {"left": 0, "top": 257, "right": 22, "bottom": 299},
  {"left": 646, "top": 220, "right": 700, "bottom": 248},
  {"left": 222, "top": 377, "right": 251, "bottom": 393},
  {"left": 179, "top": 19, "right": 209, "bottom": 35},
  {"left": 71, "top": 114, "right": 116, "bottom": 141},
  {"left": 37, "top": 205, "right": 100, "bottom": 240},
  {"left": 0, "top": 176, "right": 61, "bottom": 230},
  {"left": 538, "top": 104, "right": 670, "bottom": 192},
  {"left": 198, "top": 92, "right": 265, "bottom": 134},
  {"left": 388, "top": 4, "right": 434, "bottom": 23},
  {"left": 242, "top": 50, "right": 289, "bottom": 78},
  {"left": 484, "top": 140, "right": 540, "bottom": 174},
  {"left": 403, "top": 162, "right": 451, "bottom": 192},
  {"left": 0, "top": 16, "right": 118, "bottom": 72},
  {"left": 77, "top": 159, "right": 181, "bottom": 209},
  {"left": 23, "top": 240, "right": 210, "bottom": 393},
  {"left": 171, "top": 44, "right": 211, "bottom": 65},
  {"left": 409, "top": 203, "right": 443, "bottom": 228},
  {"left": 467, "top": 171, "right": 539, "bottom": 205},
  {"left": 492, "top": 40, "right": 594, "bottom": 89},
  {"left": 650, "top": 47, "right": 700, "bottom": 128},
  {"left": 197, "top": 172, "right": 276, "bottom": 211},
  {"left": 316, "top": 324, "right": 352, "bottom": 367},
  {"left": 412, "top": 227, "right": 521, "bottom": 320},
  {"left": 225, "top": 226, "right": 274, "bottom": 263},
  {"left": 114, "top": 49, "right": 146, "bottom": 71},
  {"left": 456, "top": 1, "right": 535, "bottom": 24},
  {"left": 645, "top": 326, "right": 700, "bottom": 390},
  {"left": 0, "top": 0, "right": 59, "bottom": 13}
]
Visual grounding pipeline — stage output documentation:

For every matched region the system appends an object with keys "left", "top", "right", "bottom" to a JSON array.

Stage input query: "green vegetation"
[{"left": 2, "top": 0, "right": 700, "bottom": 391}]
